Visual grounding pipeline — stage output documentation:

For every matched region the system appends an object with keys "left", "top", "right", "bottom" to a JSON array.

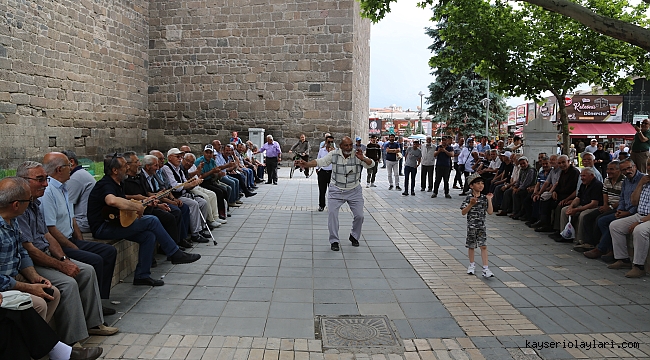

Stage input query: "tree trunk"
[
  {"left": 521, "top": 0, "right": 650, "bottom": 51},
  {"left": 552, "top": 92, "right": 571, "bottom": 156}
]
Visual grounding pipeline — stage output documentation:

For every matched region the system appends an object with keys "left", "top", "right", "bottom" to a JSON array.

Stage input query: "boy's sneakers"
[
  {"left": 396, "top": 186, "right": 402, "bottom": 191},
  {"left": 467, "top": 263, "right": 475, "bottom": 275},
  {"left": 482, "top": 268, "right": 494, "bottom": 278}
]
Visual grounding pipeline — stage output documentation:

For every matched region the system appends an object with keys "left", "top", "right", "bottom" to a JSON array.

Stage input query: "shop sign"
[
  {"left": 369, "top": 118, "right": 382, "bottom": 135},
  {"left": 516, "top": 104, "right": 527, "bottom": 125},
  {"left": 565, "top": 95, "right": 623, "bottom": 122},
  {"left": 508, "top": 109, "right": 516, "bottom": 126}
]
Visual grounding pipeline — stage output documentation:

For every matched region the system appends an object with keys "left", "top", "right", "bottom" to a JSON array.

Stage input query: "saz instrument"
[{"left": 102, "top": 179, "right": 192, "bottom": 227}]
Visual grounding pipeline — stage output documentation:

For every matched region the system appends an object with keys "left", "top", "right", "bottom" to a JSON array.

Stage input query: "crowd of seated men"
[
  {"left": 0, "top": 139, "right": 267, "bottom": 359},
  {"left": 488, "top": 148, "right": 650, "bottom": 279}
]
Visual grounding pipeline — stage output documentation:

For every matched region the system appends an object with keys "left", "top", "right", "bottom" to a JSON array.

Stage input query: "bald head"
[
  {"left": 42, "top": 152, "right": 71, "bottom": 182},
  {"left": 0, "top": 177, "right": 31, "bottom": 220}
]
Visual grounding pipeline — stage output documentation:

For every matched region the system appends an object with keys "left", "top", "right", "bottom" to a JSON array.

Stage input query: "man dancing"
[{"left": 295, "top": 137, "right": 375, "bottom": 251}]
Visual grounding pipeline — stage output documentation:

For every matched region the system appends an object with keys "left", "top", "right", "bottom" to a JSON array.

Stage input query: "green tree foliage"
[
  {"left": 424, "top": 0, "right": 648, "bottom": 154},
  {"left": 427, "top": 67, "right": 508, "bottom": 139},
  {"left": 360, "top": 0, "right": 650, "bottom": 52}
]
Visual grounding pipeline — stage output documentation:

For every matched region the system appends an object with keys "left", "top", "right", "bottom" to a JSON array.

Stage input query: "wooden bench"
[{"left": 81, "top": 233, "right": 139, "bottom": 287}]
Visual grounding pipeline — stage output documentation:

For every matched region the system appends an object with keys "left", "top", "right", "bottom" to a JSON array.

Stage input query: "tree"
[
  {"left": 359, "top": 0, "right": 650, "bottom": 52},
  {"left": 423, "top": 0, "right": 648, "bottom": 154},
  {"left": 427, "top": 67, "right": 507, "bottom": 138}
]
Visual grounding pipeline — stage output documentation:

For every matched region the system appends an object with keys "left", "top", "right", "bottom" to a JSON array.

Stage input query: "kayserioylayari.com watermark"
[{"left": 525, "top": 339, "right": 640, "bottom": 351}]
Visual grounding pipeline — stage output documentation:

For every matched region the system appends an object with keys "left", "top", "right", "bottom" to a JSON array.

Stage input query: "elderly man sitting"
[
  {"left": 160, "top": 148, "right": 217, "bottom": 232},
  {"left": 549, "top": 167, "right": 603, "bottom": 242},
  {"left": 608, "top": 174, "right": 650, "bottom": 278},
  {"left": 16, "top": 161, "right": 118, "bottom": 344}
]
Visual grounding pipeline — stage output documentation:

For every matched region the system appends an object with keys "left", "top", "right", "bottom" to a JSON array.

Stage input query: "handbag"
[
  {"left": 560, "top": 216, "right": 575, "bottom": 239},
  {"left": 396, "top": 152, "right": 403, "bottom": 161},
  {"left": 0, "top": 290, "right": 33, "bottom": 311}
]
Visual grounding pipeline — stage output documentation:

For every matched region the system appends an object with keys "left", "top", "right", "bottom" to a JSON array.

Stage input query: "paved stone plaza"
[{"left": 88, "top": 167, "right": 650, "bottom": 359}]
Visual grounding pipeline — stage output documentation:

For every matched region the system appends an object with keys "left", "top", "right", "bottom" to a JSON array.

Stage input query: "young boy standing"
[{"left": 461, "top": 173, "right": 494, "bottom": 277}]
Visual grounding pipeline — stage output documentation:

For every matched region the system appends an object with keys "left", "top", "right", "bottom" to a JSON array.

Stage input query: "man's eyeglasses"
[
  {"left": 22, "top": 176, "right": 48, "bottom": 183},
  {"left": 620, "top": 166, "right": 633, "bottom": 172},
  {"left": 11, "top": 197, "right": 33, "bottom": 204}
]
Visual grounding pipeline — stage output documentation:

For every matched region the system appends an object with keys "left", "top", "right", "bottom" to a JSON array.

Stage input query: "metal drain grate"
[{"left": 320, "top": 316, "right": 401, "bottom": 350}]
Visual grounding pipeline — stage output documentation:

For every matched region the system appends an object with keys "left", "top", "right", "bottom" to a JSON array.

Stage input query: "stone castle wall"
[
  {"left": 350, "top": 0, "right": 370, "bottom": 141},
  {"left": 146, "top": 0, "right": 370, "bottom": 154},
  {"left": 0, "top": 0, "right": 369, "bottom": 167},
  {"left": 0, "top": 0, "right": 149, "bottom": 168}
]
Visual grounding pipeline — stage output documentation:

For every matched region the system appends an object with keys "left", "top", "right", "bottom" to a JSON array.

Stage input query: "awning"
[{"left": 569, "top": 122, "right": 636, "bottom": 140}]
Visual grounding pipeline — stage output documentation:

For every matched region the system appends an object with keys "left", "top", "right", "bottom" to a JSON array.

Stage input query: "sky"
[{"left": 368, "top": 0, "right": 530, "bottom": 110}]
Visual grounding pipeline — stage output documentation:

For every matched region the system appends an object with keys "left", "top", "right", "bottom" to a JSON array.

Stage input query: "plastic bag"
[
  {"left": 0, "top": 290, "right": 33, "bottom": 311},
  {"left": 560, "top": 216, "right": 575, "bottom": 239}
]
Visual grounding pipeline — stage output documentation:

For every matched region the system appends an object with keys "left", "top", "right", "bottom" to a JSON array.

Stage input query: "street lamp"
[{"left": 418, "top": 91, "right": 425, "bottom": 135}]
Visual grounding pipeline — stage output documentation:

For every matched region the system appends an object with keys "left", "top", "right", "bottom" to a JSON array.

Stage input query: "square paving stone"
[
  {"left": 269, "top": 302, "right": 314, "bottom": 319},
  {"left": 393, "top": 289, "right": 437, "bottom": 303},
  {"left": 281, "top": 258, "right": 313, "bottom": 267},
  {"left": 161, "top": 315, "right": 219, "bottom": 335},
  {"left": 391, "top": 319, "right": 415, "bottom": 339},
  {"left": 345, "top": 260, "right": 380, "bottom": 269},
  {"left": 278, "top": 267, "right": 313, "bottom": 278},
  {"left": 247, "top": 257, "right": 282, "bottom": 267},
  {"left": 271, "top": 288, "right": 313, "bottom": 303},
  {"left": 158, "top": 272, "right": 202, "bottom": 286},
  {"left": 130, "top": 298, "right": 184, "bottom": 315},
  {"left": 275, "top": 277, "right": 313, "bottom": 289},
  {"left": 314, "top": 289, "right": 356, "bottom": 303},
  {"left": 538, "top": 307, "right": 589, "bottom": 333},
  {"left": 236, "top": 276, "right": 276, "bottom": 288},
  {"left": 198, "top": 274, "right": 239, "bottom": 287},
  {"left": 174, "top": 300, "right": 226, "bottom": 317},
  {"left": 313, "top": 268, "right": 349, "bottom": 278},
  {"left": 518, "top": 307, "right": 567, "bottom": 334},
  {"left": 230, "top": 287, "right": 273, "bottom": 301},
  {"left": 205, "top": 265, "right": 244, "bottom": 276},
  {"left": 350, "top": 278, "right": 391, "bottom": 290},
  {"left": 242, "top": 266, "right": 278, "bottom": 277},
  {"left": 313, "top": 277, "right": 353, "bottom": 290},
  {"left": 408, "top": 318, "right": 464, "bottom": 338},
  {"left": 214, "top": 257, "right": 249, "bottom": 266},
  {"left": 264, "top": 318, "right": 315, "bottom": 339},
  {"left": 114, "top": 313, "right": 171, "bottom": 334},
  {"left": 213, "top": 317, "right": 267, "bottom": 336},
  {"left": 314, "top": 303, "right": 359, "bottom": 316},
  {"left": 353, "top": 289, "right": 397, "bottom": 303},
  {"left": 400, "top": 302, "right": 451, "bottom": 318},
  {"left": 187, "top": 286, "right": 234, "bottom": 301},
  {"left": 221, "top": 301, "right": 270, "bottom": 318},
  {"left": 352, "top": 269, "right": 387, "bottom": 278},
  {"left": 358, "top": 303, "right": 406, "bottom": 319},
  {"left": 145, "top": 285, "right": 194, "bottom": 299}
]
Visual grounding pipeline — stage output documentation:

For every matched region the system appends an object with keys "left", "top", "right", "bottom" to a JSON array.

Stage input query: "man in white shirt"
[{"left": 295, "top": 137, "right": 375, "bottom": 251}]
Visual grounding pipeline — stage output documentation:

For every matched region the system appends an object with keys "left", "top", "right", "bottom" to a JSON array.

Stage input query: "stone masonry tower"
[
  {"left": 147, "top": 0, "right": 370, "bottom": 153},
  {"left": 0, "top": 0, "right": 369, "bottom": 168}
]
